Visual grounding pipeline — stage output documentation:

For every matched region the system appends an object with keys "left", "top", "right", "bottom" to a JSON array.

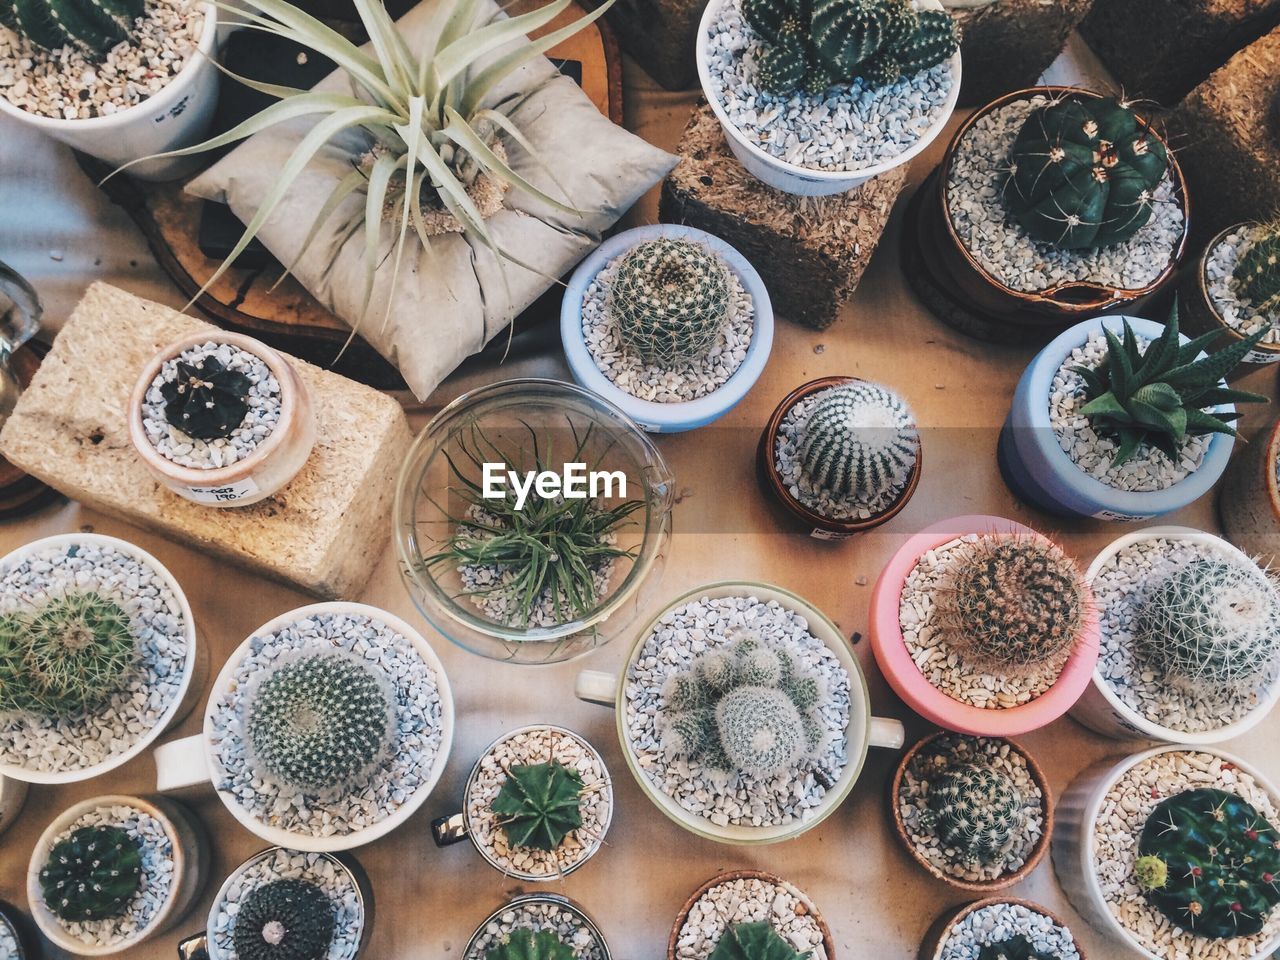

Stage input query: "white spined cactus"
[
  {"left": 923, "top": 762, "right": 1027, "bottom": 868},
  {"left": 798, "top": 381, "right": 918, "bottom": 501}
]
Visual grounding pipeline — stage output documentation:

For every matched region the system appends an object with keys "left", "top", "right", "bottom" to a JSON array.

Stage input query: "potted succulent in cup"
[
  {"left": 891, "top": 732, "right": 1052, "bottom": 893},
  {"left": 0, "top": 533, "right": 203, "bottom": 784},
  {"left": 1070, "top": 526, "right": 1280, "bottom": 744},
  {"left": 920, "top": 898, "right": 1085, "bottom": 960},
  {"left": 561, "top": 224, "right": 774, "bottom": 433},
  {"left": 667, "top": 871, "right": 834, "bottom": 959},
  {"left": 1054, "top": 744, "right": 1280, "bottom": 960},
  {"left": 432, "top": 724, "right": 613, "bottom": 880},
  {"left": 129, "top": 331, "right": 316, "bottom": 507},
  {"left": 1220, "top": 413, "right": 1280, "bottom": 566},
  {"left": 463, "top": 894, "right": 610, "bottom": 960},
  {"left": 26, "top": 794, "right": 209, "bottom": 956},
  {"left": 0, "top": 0, "right": 221, "bottom": 179},
  {"left": 869, "top": 516, "right": 1099, "bottom": 737},
  {"left": 998, "top": 313, "right": 1268, "bottom": 521},
  {"left": 696, "top": 0, "right": 961, "bottom": 195},
  {"left": 759, "top": 377, "right": 922, "bottom": 540}
]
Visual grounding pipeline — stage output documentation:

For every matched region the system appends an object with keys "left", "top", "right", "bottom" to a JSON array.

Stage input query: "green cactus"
[
  {"left": 233, "top": 879, "right": 335, "bottom": 960},
  {"left": 708, "top": 922, "right": 813, "bottom": 960},
  {"left": 1135, "top": 788, "right": 1280, "bottom": 939},
  {"left": 742, "top": 0, "right": 793, "bottom": 43},
  {"left": 1234, "top": 224, "right": 1280, "bottom": 315},
  {"left": 38, "top": 826, "right": 142, "bottom": 922},
  {"left": 159, "top": 354, "right": 255, "bottom": 442},
  {"left": 859, "top": 9, "right": 956, "bottom": 86},
  {"left": 977, "top": 937, "right": 1056, "bottom": 960},
  {"left": 24, "top": 592, "right": 136, "bottom": 716},
  {"left": 934, "top": 535, "right": 1085, "bottom": 674},
  {"left": 1134, "top": 854, "right": 1168, "bottom": 892},
  {"left": 0, "top": 0, "right": 143, "bottom": 56},
  {"left": 0, "top": 613, "right": 34, "bottom": 714},
  {"left": 809, "top": 0, "right": 887, "bottom": 76},
  {"left": 797, "top": 381, "right": 918, "bottom": 503},
  {"left": 755, "top": 17, "right": 810, "bottom": 95},
  {"left": 1136, "top": 558, "right": 1280, "bottom": 691},
  {"left": 245, "top": 653, "right": 394, "bottom": 799},
  {"left": 924, "top": 763, "right": 1027, "bottom": 868},
  {"left": 485, "top": 930, "right": 576, "bottom": 960},
  {"left": 608, "top": 237, "right": 732, "bottom": 367},
  {"left": 490, "top": 760, "right": 585, "bottom": 852}
]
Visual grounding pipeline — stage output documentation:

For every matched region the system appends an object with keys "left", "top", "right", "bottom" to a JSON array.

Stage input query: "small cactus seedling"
[
  {"left": 1136, "top": 558, "right": 1280, "bottom": 691},
  {"left": 486, "top": 929, "right": 576, "bottom": 960},
  {"left": 490, "top": 760, "right": 585, "bottom": 852},
  {"left": 159, "top": 354, "right": 254, "bottom": 442},
  {"left": 1234, "top": 223, "right": 1280, "bottom": 316},
  {"left": 0, "top": 0, "right": 143, "bottom": 56},
  {"left": 39, "top": 825, "right": 142, "bottom": 922},
  {"left": 977, "top": 937, "right": 1056, "bottom": 960},
  {"left": 797, "top": 381, "right": 918, "bottom": 503},
  {"left": 707, "top": 922, "right": 813, "bottom": 960},
  {"left": 924, "top": 763, "right": 1027, "bottom": 868},
  {"left": 24, "top": 591, "right": 136, "bottom": 716},
  {"left": 1135, "top": 788, "right": 1280, "bottom": 939},
  {"left": 233, "top": 878, "right": 335, "bottom": 960}
]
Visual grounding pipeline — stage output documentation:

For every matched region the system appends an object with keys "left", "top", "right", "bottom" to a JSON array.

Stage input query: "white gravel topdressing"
[
  {"left": 209, "top": 848, "right": 363, "bottom": 960},
  {"left": 1093, "top": 750, "right": 1280, "bottom": 960},
  {"left": 946, "top": 96, "right": 1185, "bottom": 294},
  {"left": 673, "top": 876, "right": 828, "bottom": 960},
  {"left": 466, "top": 899, "right": 606, "bottom": 960},
  {"left": 1206, "top": 224, "right": 1280, "bottom": 345},
  {"left": 1092, "top": 536, "right": 1277, "bottom": 735},
  {"left": 41, "top": 803, "right": 174, "bottom": 948},
  {"left": 1050, "top": 331, "right": 1210, "bottom": 493},
  {"left": 624, "top": 594, "right": 851, "bottom": 831},
  {"left": 899, "top": 537, "right": 1067, "bottom": 709},
  {"left": 897, "top": 734, "right": 1044, "bottom": 884},
  {"left": 0, "top": 0, "right": 205, "bottom": 120},
  {"left": 0, "top": 540, "right": 189, "bottom": 774},
  {"left": 703, "top": 0, "right": 954, "bottom": 173},
  {"left": 209, "top": 611, "right": 445, "bottom": 839},
  {"left": 142, "top": 341, "right": 282, "bottom": 470},
  {"left": 0, "top": 914, "right": 17, "bottom": 956},
  {"left": 938, "top": 902, "right": 1081, "bottom": 960},
  {"left": 581, "top": 250, "right": 754, "bottom": 404}
]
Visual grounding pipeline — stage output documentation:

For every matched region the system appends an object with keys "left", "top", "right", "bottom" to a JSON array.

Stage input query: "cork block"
[
  {"left": 588, "top": 0, "right": 703, "bottom": 90},
  {"left": 1082, "top": 0, "right": 1280, "bottom": 105},
  {"left": 659, "top": 104, "right": 908, "bottom": 330},
  {"left": 0, "top": 283, "right": 412, "bottom": 600}
]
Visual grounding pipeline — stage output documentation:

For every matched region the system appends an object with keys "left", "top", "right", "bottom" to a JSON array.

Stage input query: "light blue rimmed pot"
[
  {"left": 998, "top": 315, "right": 1237, "bottom": 522},
  {"left": 560, "top": 224, "right": 774, "bottom": 433}
]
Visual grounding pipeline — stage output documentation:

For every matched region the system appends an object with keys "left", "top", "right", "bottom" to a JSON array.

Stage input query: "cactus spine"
[
  {"left": 924, "top": 763, "right": 1027, "bottom": 867},
  {"left": 797, "top": 381, "right": 918, "bottom": 503},
  {"left": 160, "top": 354, "right": 255, "bottom": 442},
  {"left": 490, "top": 760, "right": 585, "bottom": 852},
  {"left": 1235, "top": 223, "right": 1280, "bottom": 315},
  {"left": 39, "top": 825, "right": 142, "bottom": 922},
  {"left": 233, "top": 879, "right": 335, "bottom": 960},
  {"left": 708, "top": 922, "right": 813, "bottom": 960},
  {"left": 485, "top": 930, "right": 576, "bottom": 960},
  {"left": 0, "top": 0, "right": 143, "bottom": 56}
]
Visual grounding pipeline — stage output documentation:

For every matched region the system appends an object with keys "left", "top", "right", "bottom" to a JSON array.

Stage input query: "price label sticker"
[{"left": 185, "top": 476, "right": 260, "bottom": 505}]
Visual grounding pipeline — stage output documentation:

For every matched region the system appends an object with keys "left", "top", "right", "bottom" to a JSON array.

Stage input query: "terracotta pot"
[
  {"left": 1220, "top": 414, "right": 1280, "bottom": 567},
  {"left": 757, "top": 377, "right": 923, "bottom": 540},
  {"left": 918, "top": 897, "right": 1087, "bottom": 960},
  {"left": 889, "top": 731, "right": 1054, "bottom": 893},
  {"left": 666, "top": 870, "right": 836, "bottom": 960}
]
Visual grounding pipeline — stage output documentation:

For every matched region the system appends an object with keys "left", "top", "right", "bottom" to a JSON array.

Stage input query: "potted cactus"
[
  {"left": 758, "top": 377, "right": 922, "bottom": 540},
  {"left": 666, "top": 871, "right": 835, "bottom": 959},
  {"left": 462, "top": 893, "right": 611, "bottom": 960},
  {"left": 561, "top": 224, "right": 774, "bottom": 433},
  {"left": 920, "top": 898, "right": 1086, "bottom": 960}
]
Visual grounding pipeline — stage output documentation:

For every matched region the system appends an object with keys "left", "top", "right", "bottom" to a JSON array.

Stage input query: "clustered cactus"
[
  {"left": 934, "top": 535, "right": 1085, "bottom": 674},
  {"left": 708, "top": 922, "right": 813, "bottom": 960},
  {"left": 486, "top": 929, "right": 576, "bottom": 960},
  {"left": 233, "top": 878, "right": 335, "bottom": 960},
  {"left": 245, "top": 653, "right": 395, "bottom": 799},
  {"left": 923, "top": 763, "right": 1027, "bottom": 868},
  {"left": 977, "top": 937, "right": 1056, "bottom": 960},
  {"left": 744, "top": 0, "right": 958, "bottom": 95},
  {"left": 657, "top": 630, "right": 827, "bottom": 781},
  {"left": 798, "top": 381, "right": 918, "bottom": 504},
  {"left": 608, "top": 238, "right": 732, "bottom": 367},
  {"left": 1136, "top": 558, "right": 1280, "bottom": 692},
  {"left": 0, "top": 0, "right": 142, "bottom": 56},
  {"left": 160, "top": 354, "right": 255, "bottom": 442},
  {"left": 38, "top": 825, "right": 142, "bottom": 922},
  {"left": 1234, "top": 223, "right": 1280, "bottom": 316},
  {"left": 1003, "top": 95, "right": 1169, "bottom": 250},
  {"left": 1134, "top": 788, "right": 1280, "bottom": 939},
  {"left": 491, "top": 760, "right": 585, "bottom": 852}
]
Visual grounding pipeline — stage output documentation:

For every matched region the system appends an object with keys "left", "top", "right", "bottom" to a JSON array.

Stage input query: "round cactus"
[
  {"left": 924, "top": 763, "right": 1027, "bottom": 867},
  {"left": 708, "top": 922, "right": 811, "bottom": 960},
  {"left": 977, "top": 938, "right": 1056, "bottom": 960},
  {"left": 755, "top": 17, "right": 810, "bottom": 94},
  {"left": 810, "top": 0, "right": 886, "bottom": 76},
  {"left": 233, "top": 879, "right": 335, "bottom": 960},
  {"left": 0, "top": 0, "right": 143, "bottom": 56},
  {"left": 24, "top": 592, "right": 136, "bottom": 716},
  {"left": 0, "top": 613, "right": 33, "bottom": 714},
  {"left": 1234, "top": 224, "right": 1280, "bottom": 315},
  {"left": 798, "top": 381, "right": 919, "bottom": 503},
  {"left": 486, "top": 930, "right": 576, "bottom": 960},
  {"left": 859, "top": 8, "right": 955, "bottom": 86},
  {"left": 39, "top": 825, "right": 142, "bottom": 922},
  {"left": 160, "top": 354, "right": 254, "bottom": 442}
]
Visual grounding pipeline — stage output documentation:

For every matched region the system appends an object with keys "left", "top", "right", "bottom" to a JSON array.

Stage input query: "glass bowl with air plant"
[{"left": 394, "top": 378, "right": 674, "bottom": 664}]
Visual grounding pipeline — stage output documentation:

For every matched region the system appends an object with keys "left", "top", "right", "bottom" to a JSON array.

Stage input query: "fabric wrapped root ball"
[{"left": 798, "top": 381, "right": 918, "bottom": 502}]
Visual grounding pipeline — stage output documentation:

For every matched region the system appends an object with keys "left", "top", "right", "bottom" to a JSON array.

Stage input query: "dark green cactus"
[
  {"left": 755, "top": 17, "right": 810, "bottom": 95},
  {"left": 977, "top": 937, "right": 1056, "bottom": 960},
  {"left": 1135, "top": 788, "right": 1280, "bottom": 939},
  {"left": 1234, "top": 225, "right": 1280, "bottom": 314},
  {"left": 39, "top": 826, "right": 142, "bottom": 922},
  {"left": 233, "top": 879, "right": 335, "bottom": 960},
  {"left": 24, "top": 592, "right": 136, "bottom": 716},
  {"left": 0, "top": 0, "right": 143, "bottom": 56},
  {"left": 742, "top": 0, "right": 792, "bottom": 44},
  {"left": 924, "top": 763, "right": 1028, "bottom": 868},
  {"left": 809, "top": 0, "right": 886, "bottom": 76},
  {"left": 860, "top": 9, "right": 956, "bottom": 86},
  {"left": 485, "top": 930, "right": 576, "bottom": 960},
  {"left": 708, "top": 922, "right": 813, "bottom": 960},
  {"left": 490, "top": 760, "right": 585, "bottom": 852},
  {"left": 159, "top": 355, "right": 254, "bottom": 442}
]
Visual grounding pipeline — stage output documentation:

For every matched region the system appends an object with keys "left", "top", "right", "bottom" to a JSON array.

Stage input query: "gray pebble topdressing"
[
  {"left": 703, "top": 0, "right": 954, "bottom": 172},
  {"left": 1206, "top": 224, "right": 1280, "bottom": 345},
  {"left": 946, "top": 96, "right": 1185, "bottom": 294},
  {"left": 939, "top": 903, "right": 1081, "bottom": 960},
  {"left": 0, "top": 541, "right": 189, "bottom": 774},
  {"left": 673, "top": 876, "right": 828, "bottom": 960},
  {"left": 466, "top": 900, "right": 606, "bottom": 960}
]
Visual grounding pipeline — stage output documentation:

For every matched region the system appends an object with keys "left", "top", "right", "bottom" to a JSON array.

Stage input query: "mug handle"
[
  {"left": 430, "top": 812, "right": 469, "bottom": 847},
  {"left": 868, "top": 716, "right": 906, "bottom": 750},
  {"left": 177, "top": 932, "right": 208, "bottom": 959},
  {"left": 575, "top": 670, "right": 618, "bottom": 706},
  {"left": 155, "top": 734, "right": 210, "bottom": 793}
]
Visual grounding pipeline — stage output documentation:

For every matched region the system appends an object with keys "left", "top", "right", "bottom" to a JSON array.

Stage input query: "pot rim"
[
  {"left": 1189, "top": 222, "right": 1280, "bottom": 355},
  {"left": 462, "top": 893, "right": 611, "bottom": 960},
  {"left": 921, "top": 896, "right": 1088, "bottom": 960}
]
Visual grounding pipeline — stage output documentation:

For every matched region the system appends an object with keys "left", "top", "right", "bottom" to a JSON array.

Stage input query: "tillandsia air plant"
[
  {"left": 39, "top": 825, "right": 143, "bottom": 922},
  {"left": 1235, "top": 222, "right": 1280, "bottom": 316},
  {"left": 0, "top": 0, "right": 143, "bottom": 56},
  {"left": 491, "top": 760, "right": 585, "bottom": 852},
  {"left": 486, "top": 929, "right": 576, "bottom": 960},
  {"left": 707, "top": 922, "right": 813, "bottom": 960},
  {"left": 233, "top": 878, "right": 336, "bottom": 960}
]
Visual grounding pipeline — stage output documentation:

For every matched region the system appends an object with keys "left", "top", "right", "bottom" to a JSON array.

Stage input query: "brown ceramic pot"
[{"left": 918, "top": 898, "right": 1087, "bottom": 960}]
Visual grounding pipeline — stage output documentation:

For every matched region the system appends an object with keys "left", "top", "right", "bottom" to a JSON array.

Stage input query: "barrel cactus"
[
  {"left": 233, "top": 879, "right": 335, "bottom": 960},
  {"left": 486, "top": 930, "right": 576, "bottom": 960},
  {"left": 977, "top": 937, "right": 1056, "bottom": 960},
  {"left": 1235, "top": 224, "right": 1280, "bottom": 315},
  {"left": 797, "top": 381, "right": 918, "bottom": 503},
  {"left": 1003, "top": 95, "right": 1169, "bottom": 249},
  {"left": 39, "top": 825, "right": 142, "bottom": 922},
  {"left": 708, "top": 922, "right": 813, "bottom": 960},
  {"left": 1135, "top": 788, "right": 1280, "bottom": 939},
  {"left": 22, "top": 592, "right": 136, "bottom": 716},
  {"left": 0, "top": 0, "right": 143, "bottom": 56},
  {"left": 924, "top": 763, "right": 1027, "bottom": 868},
  {"left": 160, "top": 354, "right": 255, "bottom": 442},
  {"left": 491, "top": 760, "right": 585, "bottom": 852}
]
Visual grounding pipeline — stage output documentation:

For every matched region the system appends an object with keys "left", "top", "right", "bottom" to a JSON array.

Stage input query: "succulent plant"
[
  {"left": 491, "top": 760, "right": 585, "bottom": 852},
  {"left": 0, "top": 0, "right": 142, "bottom": 56},
  {"left": 977, "top": 937, "right": 1057, "bottom": 960},
  {"left": 39, "top": 825, "right": 142, "bottom": 922},
  {"left": 233, "top": 879, "right": 335, "bottom": 960},
  {"left": 1071, "top": 314, "right": 1268, "bottom": 468},
  {"left": 1136, "top": 558, "right": 1280, "bottom": 691},
  {"left": 159, "top": 354, "right": 254, "bottom": 442},
  {"left": 1003, "top": 95, "right": 1169, "bottom": 250},
  {"left": 657, "top": 630, "right": 827, "bottom": 781},
  {"left": 934, "top": 535, "right": 1085, "bottom": 674},
  {"left": 245, "top": 652, "right": 394, "bottom": 799},
  {"left": 1234, "top": 223, "right": 1280, "bottom": 315},
  {"left": 859, "top": 8, "right": 957, "bottom": 87},
  {"left": 797, "top": 381, "right": 918, "bottom": 503},
  {"left": 23, "top": 591, "right": 136, "bottom": 716},
  {"left": 924, "top": 763, "right": 1027, "bottom": 867},
  {"left": 486, "top": 929, "right": 576, "bottom": 960},
  {"left": 608, "top": 238, "right": 732, "bottom": 367},
  {"left": 708, "top": 922, "right": 813, "bottom": 960},
  {"left": 1135, "top": 788, "right": 1280, "bottom": 939}
]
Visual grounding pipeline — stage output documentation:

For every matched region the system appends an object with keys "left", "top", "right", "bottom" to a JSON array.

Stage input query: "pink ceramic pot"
[{"left": 868, "top": 515, "right": 1100, "bottom": 736}]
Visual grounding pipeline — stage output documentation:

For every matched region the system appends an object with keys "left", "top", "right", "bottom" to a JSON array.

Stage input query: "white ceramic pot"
[
  {"left": 0, "top": 3, "right": 223, "bottom": 181},
  {"left": 695, "top": 0, "right": 961, "bottom": 195},
  {"left": 1070, "top": 526, "right": 1280, "bottom": 744},
  {"left": 153, "top": 601, "right": 455, "bottom": 852},
  {"left": 463, "top": 894, "right": 611, "bottom": 960}
]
